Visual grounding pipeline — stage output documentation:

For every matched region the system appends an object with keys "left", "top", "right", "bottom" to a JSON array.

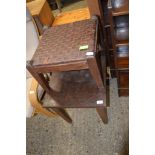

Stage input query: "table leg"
[
  {"left": 27, "top": 61, "right": 52, "bottom": 95},
  {"left": 27, "top": 61, "right": 72, "bottom": 123},
  {"left": 87, "top": 53, "right": 104, "bottom": 89},
  {"left": 50, "top": 107, "right": 72, "bottom": 123},
  {"left": 96, "top": 106, "right": 108, "bottom": 124}
]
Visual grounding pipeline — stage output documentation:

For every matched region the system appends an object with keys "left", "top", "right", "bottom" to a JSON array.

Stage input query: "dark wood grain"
[
  {"left": 107, "top": 0, "right": 129, "bottom": 96},
  {"left": 111, "top": 0, "right": 129, "bottom": 16},
  {"left": 117, "top": 56, "right": 129, "bottom": 68},
  {"left": 43, "top": 70, "right": 106, "bottom": 108},
  {"left": 118, "top": 88, "right": 129, "bottom": 96},
  {"left": 118, "top": 70, "right": 129, "bottom": 88},
  {"left": 32, "top": 60, "right": 88, "bottom": 73},
  {"left": 87, "top": 54, "right": 104, "bottom": 89},
  {"left": 26, "top": 18, "right": 108, "bottom": 123},
  {"left": 96, "top": 107, "right": 108, "bottom": 124}
]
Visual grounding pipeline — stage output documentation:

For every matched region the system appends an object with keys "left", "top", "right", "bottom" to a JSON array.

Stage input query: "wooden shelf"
[
  {"left": 117, "top": 56, "right": 129, "bottom": 68},
  {"left": 118, "top": 88, "right": 129, "bottom": 96},
  {"left": 112, "top": 8, "right": 129, "bottom": 16},
  {"left": 43, "top": 70, "right": 106, "bottom": 108},
  {"left": 112, "top": 1, "right": 129, "bottom": 16},
  {"left": 108, "top": 0, "right": 129, "bottom": 16},
  {"left": 116, "top": 40, "right": 129, "bottom": 46},
  {"left": 117, "top": 52, "right": 129, "bottom": 57}
]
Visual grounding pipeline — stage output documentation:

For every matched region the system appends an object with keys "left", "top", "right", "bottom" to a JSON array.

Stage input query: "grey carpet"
[{"left": 26, "top": 78, "right": 129, "bottom": 155}]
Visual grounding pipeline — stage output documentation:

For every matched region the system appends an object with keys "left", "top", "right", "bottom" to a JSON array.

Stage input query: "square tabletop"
[{"left": 31, "top": 19, "right": 98, "bottom": 67}]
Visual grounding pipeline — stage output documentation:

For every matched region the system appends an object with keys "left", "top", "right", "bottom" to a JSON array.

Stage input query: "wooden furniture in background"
[
  {"left": 27, "top": 0, "right": 91, "bottom": 34},
  {"left": 26, "top": 7, "right": 57, "bottom": 117},
  {"left": 86, "top": 0, "right": 107, "bottom": 45},
  {"left": 107, "top": 0, "right": 129, "bottom": 96},
  {"left": 27, "top": 0, "right": 54, "bottom": 35},
  {"left": 29, "top": 78, "right": 57, "bottom": 117},
  {"left": 27, "top": 17, "right": 108, "bottom": 124},
  {"left": 86, "top": 0, "right": 129, "bottom": 97},
  {"left": 52, "top": 8, "right": 90, "bottom": 26},
  {"left": 86, "top": 0, "right": 104, "bottom": 21}
]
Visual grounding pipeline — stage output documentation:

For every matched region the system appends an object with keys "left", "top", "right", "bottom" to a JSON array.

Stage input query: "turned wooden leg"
[
  {"left": 96, "top": 106, "right": 108, "bottom": 124},
  {"left": 86, "top": 52, "right": 104, "bottom": 89},
  {"left": 50, "top": 107, "right": 72, "bottom": 124}
]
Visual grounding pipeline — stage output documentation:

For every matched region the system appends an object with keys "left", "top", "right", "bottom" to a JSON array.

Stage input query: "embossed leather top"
[{"left": 31, "top": 19, "right": 98, "bottom": 66}]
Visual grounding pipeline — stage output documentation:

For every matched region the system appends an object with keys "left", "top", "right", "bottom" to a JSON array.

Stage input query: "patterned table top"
[{"left": 31, "top": 19, "right": 98, "bottom": 66}]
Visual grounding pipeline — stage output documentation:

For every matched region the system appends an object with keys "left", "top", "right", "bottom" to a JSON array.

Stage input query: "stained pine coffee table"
[{"left": 27, "top": 17, "right": 108, "bottom": 124}]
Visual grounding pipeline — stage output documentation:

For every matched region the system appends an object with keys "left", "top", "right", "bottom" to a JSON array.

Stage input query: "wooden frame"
[
  {"left": 26, "top": 2, "right": 110, "bottom": 122},
  {"left": 26, "top": 17, "right": 108, "bottom": 124}
]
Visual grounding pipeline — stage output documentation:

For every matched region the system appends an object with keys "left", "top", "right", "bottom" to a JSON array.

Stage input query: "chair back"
[
  {"left": 26, "top": 7, "right": 40, "bottom": 117},
  {"left": 26, "top": 7, "right": 39, "bottom": 78},
  {"left": 26, "top": 7, "right": 39, "bottom": 62}
]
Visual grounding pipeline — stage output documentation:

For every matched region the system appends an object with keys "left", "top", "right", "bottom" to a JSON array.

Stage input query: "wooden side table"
[
  {"left": 27, "top": 0, "right": 55, "bottom": 35},
  {"left": 27, "top": 17, "right": 108, "bottom": 124}
]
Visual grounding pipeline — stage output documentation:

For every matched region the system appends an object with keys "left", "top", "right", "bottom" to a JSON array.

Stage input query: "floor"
[{"left": 26, "top": 79, "right": 129, "bottom": 155}]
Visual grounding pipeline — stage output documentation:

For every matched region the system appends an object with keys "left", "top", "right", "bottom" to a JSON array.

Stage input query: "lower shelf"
[{"left": 43, "top": 70, "right": 106, "bottom": 108}]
